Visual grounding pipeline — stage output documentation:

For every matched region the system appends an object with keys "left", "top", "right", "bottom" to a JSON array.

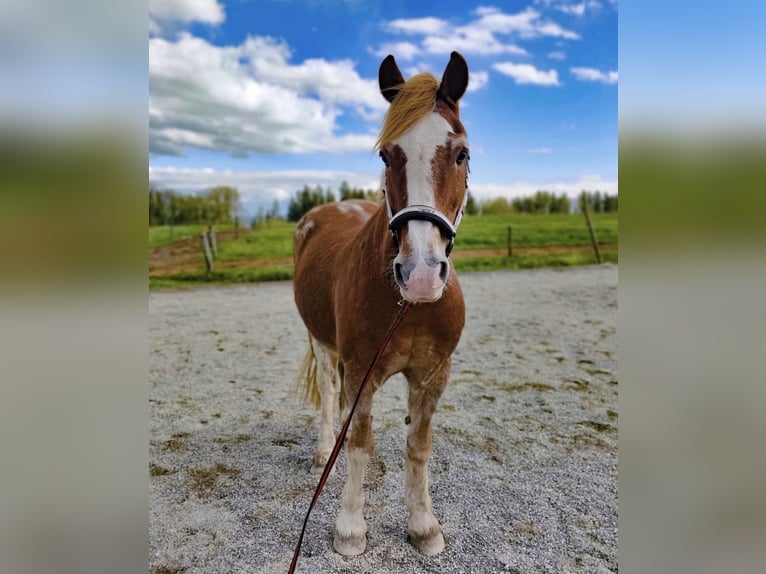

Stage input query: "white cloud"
[
  {"left": 375, "top": 6, "right": 577, "bottom": 60},
  {"left": 423, "top": 26, "right": 528, "bottom": 57},
  {"left": 492, "top": 62, "right": 560, "bottom": 86},
  {"left": 535, "top": 21, "right": 581, "bottom": 39},
  {"left": 241, "top": 37, "right": 384, "bottom": 113},
  {"left": 571, "top": 66, "right": 618, "bottom": 84},
  {"left": 149, "top": 0, "right": 225, "bottom": 27},
  {"left": 548, "top": 50, "right": 567, "bottom": 60},
  {"left": 474, "top": 7, "right": 580, "bottom": 40},
  {"left": 470, "top": 173, "right": 617, "bottom": 201},
  {"left": 467, "top": 70, "right": 490, "bottom": 92},
  {"left": 529, "top": 147, "right": 553, "bottom": 154},
  {"left": 149, "top": 18, "right": 161, "bottom": 35},
  {"left": 557, "top": 3, "right": 586, "bottom": 16},
  {"left": 536, "top": 0, "right": 604, "bottom": 14},
  {"left": 385, "top": 17, "right": 448, "bottom": 36},
  {"left": 150, "top": 34, "right": 385, "bottom": 156},
  {"left": 403, "top": 63, "right": 433, "bottom": 77},
  {"left": 473, "top": 6, "right": 542, "bottom": 34},
  {"left": 372, "top": 41, "right": 420, "bottom": 61}
]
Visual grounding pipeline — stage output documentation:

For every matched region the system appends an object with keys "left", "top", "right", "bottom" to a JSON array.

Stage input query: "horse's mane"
[{"left": 376, "top": 73, "right": 439, "bottom": 150}]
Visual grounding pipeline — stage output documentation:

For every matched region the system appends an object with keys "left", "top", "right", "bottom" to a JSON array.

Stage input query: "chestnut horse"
[{"left": 292, "top": 52, "right": 470, "bottom": 557}]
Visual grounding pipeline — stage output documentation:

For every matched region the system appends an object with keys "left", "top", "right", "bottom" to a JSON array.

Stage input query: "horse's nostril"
[
  {"left": 439, "top": 261, "right": 449, "bottom": 283},
  {"left": 394, "top": 262, "right": 405, "bottom": 285}
]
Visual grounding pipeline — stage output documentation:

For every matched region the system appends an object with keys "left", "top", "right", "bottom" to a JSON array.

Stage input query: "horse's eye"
[
  {"left": 379, "top": 151, "right": 390, "bottom": 167},
  {"left": 456, "top": 148, "right": 470, "bottom": 166}
]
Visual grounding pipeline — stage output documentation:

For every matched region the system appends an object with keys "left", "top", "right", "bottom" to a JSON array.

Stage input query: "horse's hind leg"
[
  {"left": 403, "top": 359, "right": 450, "bottom": 556},
  {"left": 312, "top": 342, "right": 341, "bottom": 474}
]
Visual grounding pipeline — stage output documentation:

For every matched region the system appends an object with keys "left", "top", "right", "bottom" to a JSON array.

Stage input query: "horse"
[{"left": 292, "top": 51, "right": 470, "bottom": 557}]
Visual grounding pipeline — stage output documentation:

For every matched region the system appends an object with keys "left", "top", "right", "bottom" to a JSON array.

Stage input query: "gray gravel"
[{"left": 149, "top": 265, "right": 618, "bottom": 574}]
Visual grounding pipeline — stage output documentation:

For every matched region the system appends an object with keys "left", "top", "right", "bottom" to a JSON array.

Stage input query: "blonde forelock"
[{"left": 375, "top": 73, "right": 440, "bottom": 150}]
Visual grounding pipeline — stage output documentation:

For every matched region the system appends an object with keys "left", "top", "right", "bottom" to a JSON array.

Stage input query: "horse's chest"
[{"left": 383, "top": 330, "right": 457, "bottom": 375}]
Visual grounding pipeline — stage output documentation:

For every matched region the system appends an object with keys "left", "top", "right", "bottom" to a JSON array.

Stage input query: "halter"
[
  {"left": 388, "top": 205, "right": 458, "bottom": 256},
  {"left": 383, "top": 174, "right": 468, "bottom": 258}
]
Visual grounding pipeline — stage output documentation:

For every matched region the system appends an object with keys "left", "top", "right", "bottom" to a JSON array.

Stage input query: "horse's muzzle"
[{"left": 394, "top": 256, "right": 449, "bottom": 302}]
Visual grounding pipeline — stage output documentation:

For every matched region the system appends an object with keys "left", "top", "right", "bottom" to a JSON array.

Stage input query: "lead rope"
[{"left": 288, "top": 300, "right": 412, "bottom": 574}]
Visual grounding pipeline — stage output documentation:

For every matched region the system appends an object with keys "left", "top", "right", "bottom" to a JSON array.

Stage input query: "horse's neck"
[{"left": 355, "top": 200, "right": 394, "bottom": 268}]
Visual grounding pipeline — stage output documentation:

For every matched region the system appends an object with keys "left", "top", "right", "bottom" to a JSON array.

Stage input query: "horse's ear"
[
  {"left": 439, "top": 51, "right": 469, "bottom": 107},
  {"left": 379, "top": 55, "right": 405, "bottom": 103}
]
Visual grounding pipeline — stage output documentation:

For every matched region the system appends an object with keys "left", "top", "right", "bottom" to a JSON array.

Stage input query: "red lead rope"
[{"left": 288, "top": 300, "right": 411, "bottom": 574}]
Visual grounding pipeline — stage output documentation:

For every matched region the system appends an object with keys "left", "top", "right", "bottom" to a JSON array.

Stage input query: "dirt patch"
[{"left": 149, "top": 229, "right": 256, "bottom": 275}]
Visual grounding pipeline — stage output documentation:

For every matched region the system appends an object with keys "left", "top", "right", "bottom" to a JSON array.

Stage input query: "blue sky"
[{"left": 149, "top": 0, "right": 617, "bottom": 218}]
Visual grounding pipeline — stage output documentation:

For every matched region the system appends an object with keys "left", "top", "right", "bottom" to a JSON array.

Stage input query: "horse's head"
[{"left": 377, "top": 52, "right": 470, "bottom": 303}]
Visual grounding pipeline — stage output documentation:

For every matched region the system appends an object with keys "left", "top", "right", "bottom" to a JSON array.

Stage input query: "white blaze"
[
  {"left": 386, "top": 110, "right": 469, "bottom": 302},
  {"left": 395, "top": 112, "right": 451, "bottom": 208},
  {"left": 393, "top": 112, "right": 453, "bottom": 255}
]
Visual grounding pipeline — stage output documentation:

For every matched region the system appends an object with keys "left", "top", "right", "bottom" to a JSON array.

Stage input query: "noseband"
[
  {"left": 388, "top": 205, "right": 458, "bottom": 256},
  {"left": 383, "top": 166, "right": 468, "bottom": 258}
]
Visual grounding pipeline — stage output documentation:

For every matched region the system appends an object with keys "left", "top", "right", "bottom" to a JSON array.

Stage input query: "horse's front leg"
[
  {"left": 404, "top": 359, "right": 450, "bottom": 555},
  {"left": 333, "top": 365, "right": 376, "bottom": 556}
]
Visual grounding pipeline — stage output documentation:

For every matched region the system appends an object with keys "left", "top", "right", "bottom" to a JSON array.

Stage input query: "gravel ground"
[{"left": 149, "top": 265, "right": 618, "bottom": 574}]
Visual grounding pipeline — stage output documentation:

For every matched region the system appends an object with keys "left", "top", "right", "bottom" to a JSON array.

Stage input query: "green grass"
[
  {"left": 149, "top": 212, "right": 617, "bottom": 288},
  {"left": 455, "top": 212, "right": 618, "bottom": 250},
  {"left": 149, "top": 266, "right": 294, "bottom": 289},
  {"left": 149, "top": 223, "right": 240, "bottom": 248},
  {"left": 453, "top": 249, "right": 618, "bottom": 273},
  {"left": 216, "top": 219, "right": 295, "bottom": 260}
]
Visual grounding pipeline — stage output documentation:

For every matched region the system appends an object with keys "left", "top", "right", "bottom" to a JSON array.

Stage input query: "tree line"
[
  {"left": 286, "top": 186, "right": 616, "bottom": 221},
  {"left": 479, "top": 190, "right": 617, "bottom": 215},
  {"left": 149, "top": 185, "right": 241, "bottom": 226},
  {"left": 577, "top": 190, "right": 618, "bottom": 213},
  {"left": 150, "top": 182, "right": 617, "bottom": 228},
  {"left": 286, "top": 181, "right": 378, "bottom": 221}
]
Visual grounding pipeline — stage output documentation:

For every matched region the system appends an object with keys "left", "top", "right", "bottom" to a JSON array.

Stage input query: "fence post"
[
  {"left": 207, "top": 225, "right": 217, "bottom": 258},
  {"left": 507, "top": 226, "right": 513, "bottom": 257},
  {"left": 580, "top": 202, "right": 602, "bottom": 264},
  {"left": 201, "top": 232, "right": 213, "bottom": 272}
]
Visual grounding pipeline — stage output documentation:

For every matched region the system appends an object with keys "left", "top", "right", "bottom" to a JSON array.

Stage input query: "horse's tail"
[
  {"left": 295, "top": 335, "right": 321, "bottom": 408},
  {"left": 294, "top": 334, "right": 346, "bottom": 412},
  {"left": 337, "top": 359, "right": 347, "bottom": 414}
]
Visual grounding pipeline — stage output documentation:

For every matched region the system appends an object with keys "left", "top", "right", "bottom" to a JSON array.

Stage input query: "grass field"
[
  {"left": 149, "top": 212, "right": 617, "bottom": 288},
  {"left": 217, "top": 220, "right": 295, "bottom": 261},
  {"left": 455, "top": 212, "right": 617, "bottom": 249},
  {"left": 149, "top": 223, "right": 237, "bottom": 249}
]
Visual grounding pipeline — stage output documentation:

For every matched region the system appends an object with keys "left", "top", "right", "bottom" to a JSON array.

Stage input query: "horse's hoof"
[
  {"left": 333, "top": 532, "right": 367, "bottom": 556},
  {"left": 311, "top": 454, "right": 335, "bottom": 475},
  {"left": 408, "top": 529, "right": 445, "bottom": 556}
]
